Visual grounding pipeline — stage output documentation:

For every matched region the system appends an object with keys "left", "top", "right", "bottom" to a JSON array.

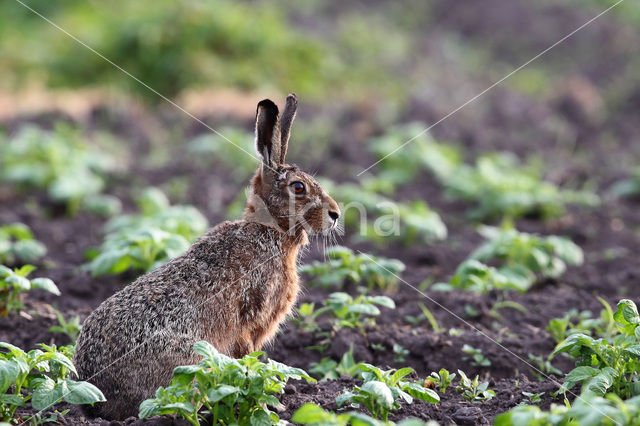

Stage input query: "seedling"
[
  {"left": 309, "top": 347, "right": 363, "bottom": 381},
  {"left": 393, "top": 344, "right": 409, "bottom": 363},
  {"left": 292, "top": 302, "right": 322, "bottom": 333},
  {"left": 527, "top": 353, "right": 562, "bottom": 380},
  {"left": 0, "top": 264, "right": 59, "bottom": 316},
  {"left": 336, "top": 364, "right": 439, "bottom": 421},
  {"left": 455, "top": 370, "right": 495, "bottom": 402},
  {"left": 496, "top": 392, "right": 640, "bottom": 426},
  {"left": 300, "top": 246, "right": 405, "bottom": 291},
  {"left": 0, "top": 342, "right": 105, "bottom": 422},
  {"left": 139, "top": 341, "right": 314, "bottom": 426},
  {"left": 49, "top": 311, "right": 82, "bottom": 343},
  {"left": 85, "top": 188, "right": 207, "bottom": 276},
  {"left": 462, "top": 344, "right": 491, "bottom": 367},
  {"left": 0, "top": 223, "right": 46, "bottom": 266},
  {"left": 404, "top": 303, "right": 442, "bottom": 333},
  {"left": 319, "top": 292, "right": 396, "bottom": 334},
  {"left": 552, "top": 299, "right": 640, "bottom": 398},
  {"left": 521, "top": 391, "right": 545, "bottom": 404},
  {"left": 427, "top": 369, "right": 456, "bottom": 393},
  {"left": 547, "top": 296, "right": 616, "bottom": 343},
  {"left": 435, "top": 226, "right": 583, "bottom": 293},
  {"left": 440, "top": 152, "right": 599, "bottom": 221},
  {"left": 0, "top": 125, "right": 120, "bottom": 215},
  {"left": 322, "top": 180, "right": 447, "bottom": 245}
]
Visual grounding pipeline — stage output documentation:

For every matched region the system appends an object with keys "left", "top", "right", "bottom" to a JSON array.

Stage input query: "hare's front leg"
[{"left": 230, "top": 333, "right": 255, "bottom": 357}]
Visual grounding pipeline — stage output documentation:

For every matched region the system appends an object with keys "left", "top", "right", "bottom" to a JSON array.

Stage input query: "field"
[{"left": 1, "top": 0, "right": 640, "bottom": 425}]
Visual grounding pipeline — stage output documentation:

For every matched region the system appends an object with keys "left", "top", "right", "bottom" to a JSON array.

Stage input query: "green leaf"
[
  {"left": 64, "top": 380, "right": 106, "bottom": 405},
  {"left": 0, "top": 360, "right": 20, "bottom": 394},
  {"left": 402, "top": 382, "right": 440, "bottom": 403},
  {"left": 368, "top": 296, "right": 396, "bottom": 309},
  {"left": 361, "top": 380, "right": 394, "bottom": 409},
  {"left": 250, "top": 407, "right": 272, "bottom": 426},
  {"left": 207, "top": 385, "right": 239, "bottom": 402},
  {"left": 31, "top": 377, "right": 63, "bottom": 410},
  {"left": 615, "top": 299, "right": 640, "bottom": 325},
  {"left": 347, "top": 304, "right": 380, "bottom": 316},
  {"left": 0, "top": 393, "right": 25, "bottom": 406},
  {"left": 564, "top": 366, "right": 600, "bottom": 383},
  {"left": 139, "top": 399, "right": 160, "bottom": 418},
  {"left": 30, "top": 278, "right": 61, "bottom": 295}
]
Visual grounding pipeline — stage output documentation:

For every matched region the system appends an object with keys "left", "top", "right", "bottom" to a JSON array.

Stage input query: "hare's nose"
[{"left": 328, "top": 210, "right": 340, "bottom": 221}]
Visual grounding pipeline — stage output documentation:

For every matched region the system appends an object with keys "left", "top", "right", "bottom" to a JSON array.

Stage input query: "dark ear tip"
[
  {"left": 257, "top": 99, "right": 279, "bottom": 112},
  {"left": 286, "top": 93, "right": 298, "bottom": 104}
]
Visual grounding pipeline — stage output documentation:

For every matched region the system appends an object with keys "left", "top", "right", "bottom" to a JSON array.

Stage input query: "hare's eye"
[{"left": 290, "top": 181, "right": 306, "bottom": 195}]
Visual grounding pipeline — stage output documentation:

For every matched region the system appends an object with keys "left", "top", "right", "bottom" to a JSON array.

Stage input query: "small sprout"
[
  {"left": 462, "top": 344, "right": 491, "bottom": 367},
  {"left": 0, "top": 264, "right": 59, "bottom": 316},
  {"left": 428, "top": 369, "right": 456, "bottom": 393},
  {"left": 404, "top": 303, "right": 442, "bottom": 333},
  {"left": 393, "top": 344, "right": 409, "bottom": 363},
  {"left": 455, "top": 370, "right": 495, "bottom": 403},
  {"left": 0, "top": 223, "right": 46, "bottom": 265},
  {"left": 49, "top": 311, "right": 82, "bottom": 343},
  {"left": 310, "top": 347, "right": 363, "bottom": 381},
  {"left": 521, "top": 391, "right": 545, "bottom": 405}
]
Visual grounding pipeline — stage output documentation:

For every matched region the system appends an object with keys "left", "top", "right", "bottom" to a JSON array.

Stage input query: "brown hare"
[{"left": 73, "top": 94, "right": 340, "bottom": 420}]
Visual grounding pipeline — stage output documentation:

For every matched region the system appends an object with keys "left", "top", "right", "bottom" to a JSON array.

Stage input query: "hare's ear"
[
  {"left": 255, "top": 99, "right": 281, "bottom": 172},
  {"left": 279, "top": 93, "right": 298, "bottom": 164}
]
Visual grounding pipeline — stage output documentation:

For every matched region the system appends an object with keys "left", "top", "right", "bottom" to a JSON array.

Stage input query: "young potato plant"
[
  {"left": 85, "top": 188, "right": 207, "bottom": 276},
  {"left": 368, "top": 123, "right": 462, "bottom": 189},
  {"left": 310, "top": 347, "right": 363, "bottom": 381},
  {"left": 461, "top": 344, "right": 491, "bottom": 367},
  {"left": 139, "top": 341, "right": 314, "bottom": 426},
  {"left": 0, "top": 265, "right": 59, "bottom": 317},
  {"left": 441, "top": 152, "right": 599, "bottom": 221},
  {"left": 495, "top": 393, "right": 640, "bottom": 426},
  {"left": 434, "top": 226, "right": 583, "bottom": 293},
  {"left": 322, "top": 180, "right": 447, "bottom": 245},
  {"left": 0, "top": 342, "right": 105, "bottom": 422},
  {"left": 300, "top": 246, "right": 405, "bottom": 291},
  {"left": 0, "top": 125, "right": 121, "bottom": 216},
  {"left": 315, "top": 292, "right": 395, "bottom": 334},
  {"left": 49, "top": 311, "right": 82, "bottom": 343},
  {"left": 336, "top": 364, "right": 439, "bottom": 422},
  {"left": 455, "top": 370, "right": 495, "bottom": 403},
  {"left": 426, "top": 369, "right": 456, "bottom": 393},
  {"left": 0, "top": 223, "right": 46, "bottom": 266},
  {"left": 547, "top": 297, "right": 616, "bottom": 344},
  {"left": 551, "top": 299, "right": 640, "bottom": 399},
  {"left": 293, "top": 402, "right": 439, "bottom": 426}
]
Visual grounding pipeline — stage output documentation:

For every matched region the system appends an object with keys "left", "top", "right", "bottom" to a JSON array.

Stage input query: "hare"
[{"left": 73, "top": 94, "right": 340, "bottom": 420}]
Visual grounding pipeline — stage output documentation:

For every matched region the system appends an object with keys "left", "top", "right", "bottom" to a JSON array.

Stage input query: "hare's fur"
[{"left": 73, "top": 95, "right": 339, "bottom": 419}]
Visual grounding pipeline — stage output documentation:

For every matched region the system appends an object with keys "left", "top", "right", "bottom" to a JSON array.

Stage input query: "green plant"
[
  {"left": 496, "top": 393, "right": 640, "bottom": 426},
  {"left": 393, "top": 344, "right": 409, "bottom": 363},
  {"left": 434, "top": 226, "right": 583, "bottom": 294},
  {"left": 85, "top": 187, "right": 207, "bottom": 276},
  {"left": 404, "top": 303, "right": 442, "bottom": 333},
  {"left": 427, "top": 369, "right": 456, "bottom": 393},
  {"left": 551, "top": 299, "right": 640, "bottom": 399},
  {"left": 139, "top": 341, "right": 314, "bottom": 426},
  {"left": 521, "top": 391, "right": 545, "bottom": 404},
  {"left": 0, "top": 265, "right": 59, "bottom": 317},
  {"left": 336, "top": 364, "right": 439, "bottom": 421},
  {"left": 609, "top": 167, "right": 640, "bottom": 199},
  {"left": 461, "top": 344, "right": 491, "bottom": 367},
  {"left": 292, "top": 402, "right": 439, "bottom": 426},
  {"left": 440, "top": 152, "right": 599, "bottom": 221},
  {"left": 455, "top": 370, "right": 495, "bottom": 403},
  {"left": 322, "top": 180, "right": 447, "bottom": 245},
  {"left": 310, "top": 347, "right": 363, "bottom": 381},
  {"left": 319, "top": 292, "right": 396, "bottom": 334},
  {"left": 0, "top": 125, "right": 120, "bottom": 216},
  {"left": 292, "top": 302, "right": 322, "bottom": 334},
  {"left": 0, "top": 342, "right": 105, "bottom": 422},
  {"left": 0, "top": 223, "right": 46, "bottom": 266},
  {"left": 547, "top": 297, "right": 616, "bottom": 344},
  {"left": 300, "top": 246, "right": 405, "bottom": 291},
  {"left": 527, "top": 353, "right": 562, "bottom": 380},
  {"left": 49, "top": 311, "right": 82, "bottom": 343}
]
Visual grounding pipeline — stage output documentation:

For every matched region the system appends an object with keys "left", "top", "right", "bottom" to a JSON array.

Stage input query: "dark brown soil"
[{"left": 2, "top": 0, "right": 640, "bottom": 424}]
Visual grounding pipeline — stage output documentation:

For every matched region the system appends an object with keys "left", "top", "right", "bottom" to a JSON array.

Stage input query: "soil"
[{"left": 2, "top": 0, "right": 640, "bottom": 424}]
